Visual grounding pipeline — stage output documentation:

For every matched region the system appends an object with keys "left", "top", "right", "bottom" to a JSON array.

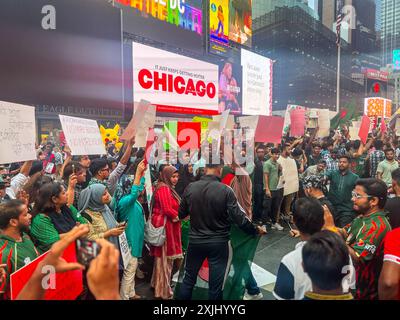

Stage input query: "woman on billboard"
[{"left": 219, "top": 62, "right": 240, "bottom": 113}]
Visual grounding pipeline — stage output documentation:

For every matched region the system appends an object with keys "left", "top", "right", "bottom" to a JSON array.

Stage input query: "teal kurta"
[{"left": 115, "top": 177, "right": 146, "bottom": 258}]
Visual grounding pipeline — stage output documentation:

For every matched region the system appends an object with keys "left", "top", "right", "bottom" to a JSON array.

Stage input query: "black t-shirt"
[
  {"left": 317, "top": 196, "right": 337, "bottom": 219},
  {"left": 385, "top": 197, "right": 400, "bottom": 229},
  {"left": 253, "top": 158, "right": 264, "bottom": 186}
]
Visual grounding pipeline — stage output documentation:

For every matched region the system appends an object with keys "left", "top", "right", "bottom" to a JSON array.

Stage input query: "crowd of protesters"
[{"left": 0, "top": 121, "right": 400, "bottom": 301}]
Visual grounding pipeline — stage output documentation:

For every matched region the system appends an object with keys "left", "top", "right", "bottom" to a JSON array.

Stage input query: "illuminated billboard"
[
  {"left": 210, "top": 0, "right": 230, "bottom": 47},
  {"left": 116, "top": 0, "right": 203, "bottom": 35},
  {"left": 229, "top": 0, "right": 252, "bottom": 47},
  {"left": 394, "top": 49, "right": 400, "bottom": 70}
]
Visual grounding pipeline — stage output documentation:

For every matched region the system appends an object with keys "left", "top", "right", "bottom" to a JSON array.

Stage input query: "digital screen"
[
  {"left": 394, "top": 49, "right": 400, "bottom": 70},
  {"left": 229, "top": 0, "right": 252, "bottom": 47}
]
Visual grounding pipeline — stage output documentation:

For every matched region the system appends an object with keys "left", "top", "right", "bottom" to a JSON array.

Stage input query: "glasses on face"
[{"left": 351, "top": 191, "right": 372, "bottom": 200}]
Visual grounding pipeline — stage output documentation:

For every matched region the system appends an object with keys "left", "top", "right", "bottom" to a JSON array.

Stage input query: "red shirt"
[{"left": 383, "top": 228, "right": 400, "bottom": 300}]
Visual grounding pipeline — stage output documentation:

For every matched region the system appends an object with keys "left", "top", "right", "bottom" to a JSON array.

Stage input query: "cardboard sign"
[
  {"left": 120, "top": 100, "right": 148, "bottom": 141},
  {"left": 255, "top": 116, "right": 284, "bottom": 144},
  {"left": 278, "top": 156, "right": 299, "bottom": 196},
  {"left": 358, "top": 116, "right": 371, "bottom": 145},
  {"left": 10, "top": 243, "right": 83, "bottom": 300},
  {"left": 317, "top": 109, "right": 331, "bottom": 138},
  {"left": 59, "top": 115, "right": 105, "bottom": 156},
  {"left": 290, "top": 108, "right": 306, "bottom": 137},
  {"left": 0, "top": 101, "right": 36, "bottom": 164}
]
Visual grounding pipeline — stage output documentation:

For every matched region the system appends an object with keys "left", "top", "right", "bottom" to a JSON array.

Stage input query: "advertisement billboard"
[
  {"left": 132, "top": 42, "right": 219, "bottom": 115},
  {"left": 116, "top": 0, "right": 202, "bottom": 35},
  {"left": 394, "top": 49, "right": 400, "bottom": 70},
  {"left": 210, "top": 0, "right": 230, "bottom": 49},
  {"left": 218, "top": 57, "right": 242, "bottom": 115},
  {"left": 364, "top": 97, "right": 392, "bottom": 118},
  {"left": 241, "top": 49, "right": 273, "bottom": 116},
  {"left": 229, "top": 0, "right": 252, "bottom": 47}
]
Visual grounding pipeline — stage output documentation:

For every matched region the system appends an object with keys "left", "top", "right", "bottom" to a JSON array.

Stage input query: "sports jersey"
[
  {"left": 0, "top": 234, "right": 40, "bottom": 299},
  {"left": 344, "top": 211, "right": 391, "bottom": 300}
]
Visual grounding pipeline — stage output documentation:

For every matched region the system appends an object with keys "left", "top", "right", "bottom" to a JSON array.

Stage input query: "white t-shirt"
[{"left": 273, "top": 241, "right": 356, "bottom": 300}]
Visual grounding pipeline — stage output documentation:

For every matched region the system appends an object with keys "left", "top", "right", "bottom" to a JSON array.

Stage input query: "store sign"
[
  {"left": 362, "top": 68, "right": 389, "bottom": 82},
  {"left": 133, "top": 42, "right": 219, "bottom": 115},
  {"left": 241, "top": 49, "right": 273, "bottom": 116}
]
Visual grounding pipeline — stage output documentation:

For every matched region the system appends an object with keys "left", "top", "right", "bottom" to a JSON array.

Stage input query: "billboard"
[
  {"left": 0, "top": 0, "right": 123, "bottom": 110},
  {"left": 364, "top": 98, "right": 392, "bottom": 118},
  {"left": 218, "top": 57, "right": 242, "bottom": 115},
  {"left": 132, "top": 42, "right": 219, "bottom": 115},
  {"left": 229, "top": 0, "right": 252, "bottom": 47},
  {"left": 116, "top": 0, "right": 202, "bottom": 35},
  {"left": 241, "top": 49, "right": 273, "bottom": 116},
  {"left": 210, "top": 0, "right": 230, "bottom": 54},
  {"left": 394, "top": 49, "right": 400, "bottom": 70}
]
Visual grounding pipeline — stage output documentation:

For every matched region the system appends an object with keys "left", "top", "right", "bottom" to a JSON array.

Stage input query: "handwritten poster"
[
  {"left": 0, "top": 101, "right": 36, "bottom": 164},
  {"left": 119, "top": 232, "right": 133, "bottom": 269},
  {"left": 59, "top": 115, "right": 106, "bottom": 156},
  {"left": 278, "top": 156, "right": 299, "bottom": 196}
]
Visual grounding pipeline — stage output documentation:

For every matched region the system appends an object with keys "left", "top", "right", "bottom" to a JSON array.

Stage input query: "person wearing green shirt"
[
  {"left": 0, "top": 200, "right": 40, "bottom": 300},
  {"left": 113, "top": 160, "right": 147, "bottom": 300},
  {"left": 376, "top": 148, "right": 399, "bottom": 188},
  {"left": 30, "top": 182, "right": 88, "bottom": 254},
  {"left": 263, "top": 148, "right": 284, "bottom": 230},
  {"left": 326, "top": 155, "right": 359, "bottom": 228}
]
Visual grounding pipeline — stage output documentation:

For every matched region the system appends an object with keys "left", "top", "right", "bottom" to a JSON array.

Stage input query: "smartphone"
[
  {"left": 76, "top": 239, "right": 101, "bottom": 267},
  {"left": 117, "top": 221, "right": 127, "bottom": 228},
  {"left": 72, "top": 164, "right": 76, "bottom": 174}
]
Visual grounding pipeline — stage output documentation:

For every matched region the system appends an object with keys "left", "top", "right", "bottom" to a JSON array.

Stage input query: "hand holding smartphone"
[{"left": 76, "top": 239, "right": 101, "bottom": 267}]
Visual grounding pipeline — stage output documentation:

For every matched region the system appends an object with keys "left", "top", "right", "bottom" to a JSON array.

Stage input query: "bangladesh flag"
[
  {"left": 330, "top": 100, "right": 359, "bottom": 129},
  {"left": 174, "top": 224, "right": 261, "bottom": 300}
]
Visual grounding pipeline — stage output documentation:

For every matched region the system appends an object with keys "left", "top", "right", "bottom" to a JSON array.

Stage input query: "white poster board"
[
  {"left": 317, "top": 109, "right": 331, "bottom": 138},
  {"left": 0, "top": 101, "right": 36, "bottom": 164},
  {"left": 59, "top": 115, "right": 106, "bottom": 156},
  {"left": 278, "top": 156, "right": 299, "bottom": 196}
]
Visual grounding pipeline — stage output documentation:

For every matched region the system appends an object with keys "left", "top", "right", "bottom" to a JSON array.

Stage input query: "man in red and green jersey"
[
  {"left": 0, "top": 200, "right": 39, "bottom": 300},
  {"left": 342, "top": 179, "right": 391, "bottom": 300}
]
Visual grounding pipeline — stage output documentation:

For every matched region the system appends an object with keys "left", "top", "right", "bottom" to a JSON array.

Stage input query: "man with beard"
[
  {"left": 326, "top": 155, "right": 359, "bottom": 227},
  {"left": 324, "top": 179, "right": 391, "bottom": 300},
  {"left": 0, "top": 200, "right": 39, "bottom": 299}
]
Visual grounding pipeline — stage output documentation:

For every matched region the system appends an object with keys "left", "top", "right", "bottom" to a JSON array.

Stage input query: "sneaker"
[
  {"left": 271, "top": 222, "right": 284, "bottom": 231},
  {"left": 243, "top": 291, "right": 263, "bottom": 301}
]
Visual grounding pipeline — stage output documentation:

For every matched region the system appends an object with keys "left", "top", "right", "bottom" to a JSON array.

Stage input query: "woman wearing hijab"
[
  {"left": 150, "top": 165, "right": 182, "bottom": 300},
  {"left": 77, "top": 183, "right": 125, "bottom": 248},
  {"left": 112, "top": 160, "right": 147, "bottom": 300},
  {"left": 175, "top": 163, "right": 195, "bottom": 198}
]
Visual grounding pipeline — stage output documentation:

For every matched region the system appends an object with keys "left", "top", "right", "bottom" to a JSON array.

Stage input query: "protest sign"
[
  {"left": 349, "top": 121, "right": 361, "bottom": 140},
  {"left": 10, "top": 243, "right": 83, "bottom": 300},
  {"left": 0, "top": 101, "right": 36, "bottom": 164},
  {"left": 59, "top": 115, "right": 105, "bottom": 156},
  {"left": 358, "top": 116, "right": 371, "bottom": 145},
  {"left": 177, "top": 122, "right": 201, "bottom": 150},
  {"left": 119, "top": 232, "right": 133, "bottom": 269},
  {"left": 278, "top": 156, "right": 299, "bottom": 196},
  {"left": 290, "top": 108, "right": 306, "bottom": 137},
  {"left": 317, "top": 109, "right": 331, "bottom": 138},
  {"left": 239, "top": 116, "right": 259, "bottom": 131},
  {"left": 255, "top": 116, "right": 284, "bottom": 144}
]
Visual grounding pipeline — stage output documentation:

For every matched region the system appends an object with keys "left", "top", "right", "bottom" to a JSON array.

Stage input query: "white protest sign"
[
  {"left": 144, "top": 164, "right": 153, "bottom": 207},
  {"left": 349, "top": 121, "right": 361, "bottom": 140},
  {"left": 0, "top": 101, "right": 36, "bottom": 164},
  {"left": 239, "top": 115, "right": 259, "bottom": 130},
  {"left": 278, "top": 156, "right": 299, "bottom": 196},
  {"left": 59, "top": 115, "right": 106, "bottom": 156},
  {"left": 119, "top": 232, "right": 133, "bottom": 269},
  {"left": 317, "top": 109, "right": 331, "bottom": 138},
  {"left": 133, "top": 103, "right": 156, "bottom": 148}
]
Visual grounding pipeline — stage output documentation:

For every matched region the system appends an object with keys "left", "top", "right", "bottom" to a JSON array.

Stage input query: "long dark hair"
[{"left": 32, "top": 182, "right": 65, "bottom": 217}]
